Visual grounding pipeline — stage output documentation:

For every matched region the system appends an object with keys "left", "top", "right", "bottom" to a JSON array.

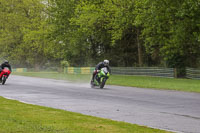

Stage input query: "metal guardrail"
[
  {"left": 111, "top": 67, "right": 174, "bottom": 78},
  {"left": 186, "top": 68, "right": 200, "bottom": 79},
  {"left": 64, "top": 67, "right": 94, "bottom": 74},
  {"left": 12, "top": 68, "right": 27, "bottom": 72},
  {"left": 64, "top": 67, "right": 174, "bottom": 78},
  {"left": 13, "top": 67, "right": 175, "bottom": 78}
]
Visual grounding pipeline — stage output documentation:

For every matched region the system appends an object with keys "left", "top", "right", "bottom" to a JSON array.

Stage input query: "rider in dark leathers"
[
  {"left": 91, "top": 59, "right": 111, "bottom": 82},
  {"left": 0, "top": 60, "right": 12, "bottom": 81}
]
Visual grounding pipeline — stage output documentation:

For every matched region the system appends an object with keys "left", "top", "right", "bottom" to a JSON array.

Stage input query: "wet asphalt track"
[{"left": 0, "top": 75, "right": 200, "bottom": 133}]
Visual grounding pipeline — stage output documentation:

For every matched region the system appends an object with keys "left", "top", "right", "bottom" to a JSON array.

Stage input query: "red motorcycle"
[{"left": 0, "top": 68, "right": 11, "bottom": 85}]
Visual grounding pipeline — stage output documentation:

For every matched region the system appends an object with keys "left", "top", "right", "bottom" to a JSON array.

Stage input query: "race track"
[{"left": 0, "top": 75, "right": 200, "bottom": 133}]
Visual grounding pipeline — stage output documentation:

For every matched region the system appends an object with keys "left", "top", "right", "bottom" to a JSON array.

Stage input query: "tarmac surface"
[{"left": 0, "top": 75, "right": 200, "bottom": 133}]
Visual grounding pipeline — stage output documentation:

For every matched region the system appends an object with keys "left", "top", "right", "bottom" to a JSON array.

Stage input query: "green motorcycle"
[{"left": 91, "top": 67, "right": 110, "bottom": 89}]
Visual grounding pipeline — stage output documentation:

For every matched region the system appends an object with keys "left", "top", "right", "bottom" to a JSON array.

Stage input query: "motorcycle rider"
[
  {"left": 91, "top": 59, "right": 111, "bottom": 82},
  {"left": 0, "top": 60, "right": 12, "bottom": 82}
]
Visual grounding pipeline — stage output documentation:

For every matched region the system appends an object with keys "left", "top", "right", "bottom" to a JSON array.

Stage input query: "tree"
[
  {"left": 135, "top": 0, "right": 200, "bottom": 75},
  {"left": 70, "top": 0, "right": 144, "bottom": 66},
  {"left": 0, "top": 0, "right": 54, "bottom": 68}
]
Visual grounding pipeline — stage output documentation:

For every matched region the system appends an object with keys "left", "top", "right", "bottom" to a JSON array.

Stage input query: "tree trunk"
[
  {"left": 34, "top": 63, "right": 40, "bottom": 72},
  {"left": 137, "top": 28, "right": 143, "bottom": 66}
]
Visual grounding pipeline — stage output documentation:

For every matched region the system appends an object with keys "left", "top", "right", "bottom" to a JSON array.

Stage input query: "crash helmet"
[
  {"left": 103, "top": 59, "right": 109, "bottom": 66},
  {"left": 4, "top": 60, "right": 9, "bottom": 64}
]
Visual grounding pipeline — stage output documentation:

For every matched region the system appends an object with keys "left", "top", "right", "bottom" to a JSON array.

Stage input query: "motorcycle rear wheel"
[{"left": 90, "top": 80, "right": 95, "bottom": 88}]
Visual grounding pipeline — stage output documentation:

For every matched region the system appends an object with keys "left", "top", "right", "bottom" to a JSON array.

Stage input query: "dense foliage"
[{"left": 1, "top": 0, "right": 200, "bottom": 73}]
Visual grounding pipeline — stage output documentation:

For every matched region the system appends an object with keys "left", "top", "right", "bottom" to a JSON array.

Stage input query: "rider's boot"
[{"left": 91, "top": 73, "right": 95, "bottom": 82}]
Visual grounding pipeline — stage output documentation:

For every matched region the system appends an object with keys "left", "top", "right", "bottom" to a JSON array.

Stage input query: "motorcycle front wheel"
[
  {"left": 100, "top": 78, "right": 107, "bottom": 89},
  {"left": 2, "top": 75, "right": 7, "bottom": 85}
]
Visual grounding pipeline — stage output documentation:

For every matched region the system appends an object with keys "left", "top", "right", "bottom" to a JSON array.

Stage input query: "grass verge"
[
  {"left": 0, "top": 97, "right": 170, "bottom": 133},
  {"left": 13, "top": 72, "right": 200, "bottom": 93}
]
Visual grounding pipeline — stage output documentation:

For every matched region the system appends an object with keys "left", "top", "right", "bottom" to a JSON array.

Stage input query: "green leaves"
[
  {"left": 0, "top": 0, "right": 60, "bottom": 67},
  {"left": 135, "top": 0, "right": 200, "bottom": 69},
  {"left": 1, "top": 0, "right": 200, "bottom": 69}
]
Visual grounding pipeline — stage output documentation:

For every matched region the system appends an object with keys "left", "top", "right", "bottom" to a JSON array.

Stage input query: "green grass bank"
[
  {"left": 13, "top": 72, "right": 200, "bottom": 93},
  {"left": 0, "top": 97, "right": 171, "bottom": 133}
]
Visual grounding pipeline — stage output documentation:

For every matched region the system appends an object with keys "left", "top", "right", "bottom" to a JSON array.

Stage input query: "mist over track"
[{"left": 0, "top": 75, "right": 200, "bottom": 133}]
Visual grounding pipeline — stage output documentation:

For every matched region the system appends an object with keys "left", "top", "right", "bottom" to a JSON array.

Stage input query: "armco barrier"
[
  {"left": 81, "top": 67, "right": 92, "bottom": 74},
  {"left": 13, "top": 68, "right": 27, "bottom": 72},
  {"left": 64, "top": 67, "right": 94, "bottom": 74},
  {"left": 67, "top": 67, "right": 74, "bottom": 74},
  {"left": 111, "top": 67, "right": 174, "bottom": 78},
  {"left": 74, "top": 67, "right": 81, "bottom": 74},
  {"left": 186, "top": 68, "right": 200, "bottom": 79},
  {"left": 12, "top": 67, "right": 200, "bottom": 79},
  {"left": 64, "top": 67, "right": 174, "bottom": 78}
]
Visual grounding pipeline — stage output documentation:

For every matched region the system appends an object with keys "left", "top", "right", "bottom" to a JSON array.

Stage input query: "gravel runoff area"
[{"left": 0, "top": 75, "right": 200, "bottom": 133}]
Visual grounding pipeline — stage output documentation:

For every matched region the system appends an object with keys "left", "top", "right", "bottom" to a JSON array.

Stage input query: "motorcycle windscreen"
[{"left": 102, "top": 67, "right": 108, "bottom": 74}]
